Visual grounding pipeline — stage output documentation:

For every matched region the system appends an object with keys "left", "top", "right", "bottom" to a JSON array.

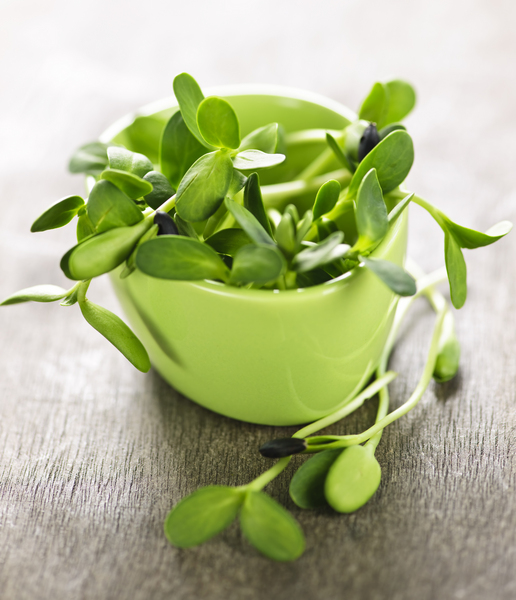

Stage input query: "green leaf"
[
  {"left": 325, "top": 445, "right": 382, "bottom": 513},
  {"left": 173, "top": 73, "right": 212, "bottom": 149},
  {"left": 228, "top": 169, "right": 247, "bottom": 197},
  {"left": 1, "top": 284, "right": 69, "bottom": 306},
  {"left": 232, "top": 150, "right": 285, "bottom": 170},
  {"left": 68, "top": 141, "right": 109, "bottom": 175},
  {"left": 77, "top": 212, "right": 95, "bottom": 242},
  {"left": 325, "top": 133, "right": 353, "bottom": 172},
  {"left": 31, "top": 196, "right": 84, "bottom": 233},
  {"left": 205, "top": 228, "right": 251, "bottom": 256},
  {"left": 159, "top": 111, "right": 207, "bottom": 190},
  {"left": 384, "top": 80, "right": 417, "bottom": 126},
  {"left": 361, "top": 256, "right": 416, "bottom": 296},
  {"left": 175, "top": 151, "right": 234, "bottom": 222},
  {"left": 239, "top": 491, "right": 305, "bottom": 562},
  {"left": 229, "top": 244, "right": 286, "bottom": 285},
  {"left": 107, "top": 146, "right": 153, "bottom": 178},
  {"left": 135, "top": 236, "right": 229, "bottom": 282},
  {"left": 433, "top": 311, "right": 461, "bottom": 383},
  {"left": 293, "top": 232, "right": 347, "bottom": 273},
  {"left": 355, "top": 168, "right": 388, "bottom": 249},
  {"left": 347, "top": 130, "right": 414, "bottom": 198},
  {"left": 313, "top": 179, "right": 341, "bottom": 221},
  {"left": 442, "top": 217, "right": 513, "bottom": 250},
  {"left": 87, "top": 180, "right": 144, "bottom": 233},
  {"left": 174, "top": 213, "right": 199, "bottom": 239},
  {"left": 79, "top": 299, "right": 150, "bottom": 372},
  {"left": 225, "top": 197, "right": 275, "bottom": 246},
  {"left": 142, "top": 171, "right": 175, "bottom": 210},
  {"left": 164, "top": 486, "right": 244, "bottom": 548},
  {"left": 61, "top": 219, "right": 151, "bottom": 280},
  {"left": 296, "top": 210, "right": 314, "bottom": 245},
  {"left": 275, "top": 212, "right": 296, "bottom": 257},
  {"left": 444, "top": 232, "right": 467, "bottom": 309},
  {"left": 239, "top": 123, "right": 279, "bottom": 153},
  {"left": 100, "top": 169, "right": 153, "bottom": 200},
  {"left": 244, "top": 173, "right": 273, "bottom": 237},
  {"left": 196, "top": 96, "right": 241, "bottom": 149},
  {"left": 388, "top": 192, "right": 413, "bottom": 224},
  {"left": 379, "top": 123, "right": 406, "bottom": 140},
  {"left": 358, "top": 82, "right": 389, "bottom": 128},
  {"left": 289, "top": 449, "right": 342, "bottom": 509}
]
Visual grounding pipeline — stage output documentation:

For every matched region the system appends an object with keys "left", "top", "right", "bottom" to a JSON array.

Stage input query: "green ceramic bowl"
[{"left": 101, "top": 86, "right": 408, "bottom": 426}]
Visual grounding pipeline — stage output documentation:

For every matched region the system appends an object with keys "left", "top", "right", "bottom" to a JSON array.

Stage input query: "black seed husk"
[
  {"left": 259, "top": 437, "right": 307, "bottom": 458},
  {"left": 154, "top": 210, "right": 179, "bottom": 236},
  {"left": 358, "top": 123, "right": 380, "bottom": 162}
]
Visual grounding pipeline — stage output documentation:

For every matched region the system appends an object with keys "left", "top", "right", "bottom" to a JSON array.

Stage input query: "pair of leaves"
[
  {"left": 290, "top": 445, "right": 381, "bottom": 513},
  {"left": 164, "top": 486, "right": 305, "bottom": 561},
  {"left": 358, "top": 80, "right": 416, "bottom": 129},
  {"left": 136, "top": 236, "right": 285, "bottom": 286},
  {"left": 172, "top": 74, "right": 285, "bottom": 222}
]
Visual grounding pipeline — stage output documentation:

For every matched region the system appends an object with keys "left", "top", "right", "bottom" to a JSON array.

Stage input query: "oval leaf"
[
  {"left": 444, "top": 232, "right": 467, "bottom": 309},
  {"left": 325, "top": 445, "right": 382, "bottom": 513},
  {"left": 326, "top": 133, "right": 353, "bottom": 172},
  {"left": 205, "top": 228, "right": 251, "bottom": 256},
  {"left": 143, "top": 171, "right": 175, "bottom": 210},
  {"left": 239, "top": 123, "right": 279, "bottom": 153},
  {"left": 173, "top": 73, "right": 213, "bottom": 149},
  {"left": 275, "top": 212, "right": 296, "bottom": 257},
  {"left": 31, "top": 195, "right": 84, "bottom": 233},
  {"left": 62, "top": 219, "right": 151, "bottom": 280},
  {"left": 355, "top": 168, "right": 388, "bottom": 248},
  {"left": 136, "top": 236, "right": 229, "bottom": 282},
  {"left": 225, "top": 197, "right": 275, "bottom": 246},
  {"left": 239, "top": 491, "right": 305, "bottom": 562},
  {"left": 1, "top": 284, "right": 69, "bottom": 306},
  {"left": 384, "top": 80, "right": 417, "bottom": 126},
  {"left": 164, "top": 486, "right": 244, "bottom": 548},
  {"left": 230, "top": 244, "right": 286, "bottom": 285},
  {"left": 347, "top": 130, "right": 414, "bottom": 198},
  {"left": 289, "top": 449, "right": 342, "bottom": 509},
  {"left": 293, "top": 232, "right": 347, "bottom": 273},
  {"left": 68, "top": 141, "right": 109, "bottom": 175},
  {"left": 358, "top": 82, "right": 389, "bottom": 128},
  {"left": 159, "top": 110, "right": 206, "bottom": 189},
  {"left": 175, "top": 151, "right": 234, "bottom": 222},
  {"left": 361, "top": 256, "right": 416, "bottom": 296},
  {"left": 100, "top": 169, "right": 153, "bottom": 199},
  {"left": 232, "top": 150, "right": 285, "bottom": 171},
  {"left": 313, "top": 179, "right": 341, "bottom": 221},
  {"left": 244, "top": 173, "right": 273, "bottom": 237},
  {"left": 433, "top": 311, "right": 461, "bottom": 383},
  {"left": 87, "top": 180, "right": 144, "bottom": 233},
  {"left": 296, "top": 210, "right": 314, "bottom": 245},
  {"left": 197, "top": 96, "right": 241, "bottom": 149},
  {"left": 79, "top": 299, "right": 150, "bottom": 372},
  {"left": 107, "top": 146, "right": 153, "bottom": 178}
]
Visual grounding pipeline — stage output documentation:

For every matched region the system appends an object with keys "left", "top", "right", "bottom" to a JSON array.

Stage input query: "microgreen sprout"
[{"left": 1, "top": 74, "right": 512, "bottom": 561}]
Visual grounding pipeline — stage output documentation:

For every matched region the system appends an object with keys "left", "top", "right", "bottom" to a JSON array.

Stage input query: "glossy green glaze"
[{"left": 105, "top": 88, "right": 408, "bottom": 425}]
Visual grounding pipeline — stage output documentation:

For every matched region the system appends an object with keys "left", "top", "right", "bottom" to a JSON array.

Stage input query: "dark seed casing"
[
  {"left": 154, "top": 210, "right": 179, "bottom": 236},
  {"left": 358, "top": 123, "right": 380, "bottom": 162},
  {"left": 259, "top": 437, "right": 307, "bottom": 458}
]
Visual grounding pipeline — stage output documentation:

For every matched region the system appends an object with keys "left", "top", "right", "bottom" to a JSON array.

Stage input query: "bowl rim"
[{"left": 100, "top": 84, "right": 408, "bottom": 301}]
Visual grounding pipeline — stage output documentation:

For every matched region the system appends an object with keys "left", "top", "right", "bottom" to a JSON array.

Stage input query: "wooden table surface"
[{"left": 1, "top": 1, "right": 515, "bottom": 599}]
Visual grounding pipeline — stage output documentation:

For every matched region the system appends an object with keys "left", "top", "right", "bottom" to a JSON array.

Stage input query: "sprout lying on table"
[{"left": 2, "top": 73, "right": 512, "bottom": 561}]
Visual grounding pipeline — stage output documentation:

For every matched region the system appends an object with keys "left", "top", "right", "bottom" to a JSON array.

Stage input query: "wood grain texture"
[{"left": 1, "top": 1, "right": 516, "bottom": 599}]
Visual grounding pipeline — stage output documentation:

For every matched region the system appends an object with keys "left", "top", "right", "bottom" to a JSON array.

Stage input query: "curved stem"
[{"left": 245, "top": 457, "right": 292, "bottom": 492}]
